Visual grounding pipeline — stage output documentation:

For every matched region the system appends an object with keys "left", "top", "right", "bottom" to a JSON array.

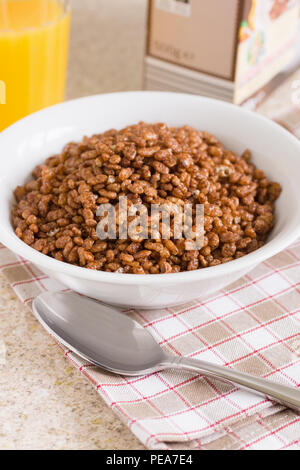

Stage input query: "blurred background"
[
  {"left": 66, "top": 0, "right": 300, "bottom": 135},
  {"left": 1, "top": 0, "right": 299, "bottom": 130},
  {"left": 67, "top": 0, "right": 147, "bottom": 99}
]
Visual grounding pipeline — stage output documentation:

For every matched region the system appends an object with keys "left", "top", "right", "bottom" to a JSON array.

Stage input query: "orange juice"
[{"left": 0, "top": 0, "right": 70, "bottom": 131}]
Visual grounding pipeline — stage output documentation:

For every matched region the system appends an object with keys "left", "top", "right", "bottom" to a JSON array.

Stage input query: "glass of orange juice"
[{"left": 0, "top": 0, "right": 71, "bottom": 131}]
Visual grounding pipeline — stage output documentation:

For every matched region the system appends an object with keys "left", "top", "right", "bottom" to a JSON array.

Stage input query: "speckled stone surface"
[
  {"left": 66, "top": 0, "right": 147, "bottom": 100},
  {"left": 0, "top": 273, "right": 145, "bottom": 450},
  {"left": 0, "top": 0, "right": 147, "bottom": 451}
]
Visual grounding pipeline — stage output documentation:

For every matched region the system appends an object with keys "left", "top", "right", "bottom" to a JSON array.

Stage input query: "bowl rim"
[{"left": 1, "top": 90, "right": 300, "bottom": 285}]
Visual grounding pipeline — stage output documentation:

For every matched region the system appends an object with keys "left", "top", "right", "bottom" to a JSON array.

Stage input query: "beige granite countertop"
[{"left": 1, "top": 0, "right": 298, "bottom": 450}]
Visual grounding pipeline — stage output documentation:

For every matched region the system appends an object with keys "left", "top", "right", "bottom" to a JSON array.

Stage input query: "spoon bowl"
[{"left": 33, "top": 291, "right": 166, "bottom": 375}]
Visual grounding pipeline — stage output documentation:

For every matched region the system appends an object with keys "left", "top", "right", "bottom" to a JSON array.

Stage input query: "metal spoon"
[{"left": 32, "top": 292, "right": 300, "bottom": 412}]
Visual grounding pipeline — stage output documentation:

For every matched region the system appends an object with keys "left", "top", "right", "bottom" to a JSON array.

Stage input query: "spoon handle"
[{"left": 165, "top": 356, "right": 300, "bottom": 412}]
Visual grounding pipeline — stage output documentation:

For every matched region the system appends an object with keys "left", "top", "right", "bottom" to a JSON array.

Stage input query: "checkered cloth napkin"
[{"left": 0, "top": 240, "right": 299, "bottom": 450}]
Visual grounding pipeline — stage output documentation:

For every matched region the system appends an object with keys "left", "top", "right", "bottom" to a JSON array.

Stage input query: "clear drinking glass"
[{"left": 0, "top": 0, "right": 71, "bottom": 131}]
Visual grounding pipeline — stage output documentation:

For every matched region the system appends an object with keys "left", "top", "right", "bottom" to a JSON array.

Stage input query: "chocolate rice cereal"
[{"left": 11, "top": 122, "right": 281, "bottom": 274}]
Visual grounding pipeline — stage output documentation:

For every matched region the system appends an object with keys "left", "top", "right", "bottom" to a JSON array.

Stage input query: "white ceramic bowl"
[{"left": 0, "top": 92, "right": 300, "bottom": 309}]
